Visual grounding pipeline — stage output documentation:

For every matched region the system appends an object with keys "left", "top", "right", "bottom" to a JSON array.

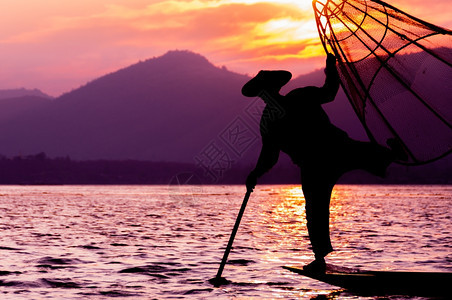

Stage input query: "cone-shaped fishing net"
[{"left": 313, "top": 0, "right": 452, "bottom": 164}]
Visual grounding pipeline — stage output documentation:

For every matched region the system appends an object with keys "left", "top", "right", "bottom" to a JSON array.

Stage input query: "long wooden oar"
[{"left": 209, "top": 190, "right": 252, "bottom": 286}]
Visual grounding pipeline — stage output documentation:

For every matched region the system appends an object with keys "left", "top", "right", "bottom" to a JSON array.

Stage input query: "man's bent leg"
[{"left": 345, "top": 140, "right": 394, "bottom": 177}]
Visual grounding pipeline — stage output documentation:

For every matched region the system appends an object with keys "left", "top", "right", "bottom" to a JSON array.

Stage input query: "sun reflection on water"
[
  {"left": 247, "top": 185, "right": 368, "bottom": 266},
  {"left": 246, "top": 185, "right": 308, "bottom": 258}
]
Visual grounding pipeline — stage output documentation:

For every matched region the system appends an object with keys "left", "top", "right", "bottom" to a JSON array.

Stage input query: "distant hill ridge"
[
  {"left": 0, "top": 88, "right": 53, "bottom": 100},
  {"left": 0, "top": 50, "right": 252, "bottom": 162}
]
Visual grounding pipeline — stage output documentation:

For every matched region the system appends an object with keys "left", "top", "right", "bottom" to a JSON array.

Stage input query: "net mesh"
[{"left": 313, "top": 0, "right": 452, "bottom": 164}]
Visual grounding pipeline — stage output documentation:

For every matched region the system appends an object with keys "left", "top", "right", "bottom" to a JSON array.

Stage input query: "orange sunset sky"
[{"left": 1, "top": 0, "right": 451, "bottom": 96}]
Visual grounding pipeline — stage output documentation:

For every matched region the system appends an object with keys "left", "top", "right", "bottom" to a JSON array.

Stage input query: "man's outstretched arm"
[
  {"left": 319, "top": 53, "right": 340, "bottom": 104},
  {"left": 246, "top": 141, "right": 279, "bottom": 192}
]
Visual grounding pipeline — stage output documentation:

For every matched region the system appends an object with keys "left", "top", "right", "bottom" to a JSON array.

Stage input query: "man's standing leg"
[{"left": 302, "top": 169, "right": 335, "bottom": 272}]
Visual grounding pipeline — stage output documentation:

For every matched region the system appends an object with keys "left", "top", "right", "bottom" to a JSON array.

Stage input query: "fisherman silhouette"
[{"left": 242, "top": 53, "right": 401, "bottom": 273}]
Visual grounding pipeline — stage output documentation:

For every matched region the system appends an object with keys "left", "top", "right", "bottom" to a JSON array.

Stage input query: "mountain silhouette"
[{"left": 0, "top": 51, "right": 254, "bottom": 162}]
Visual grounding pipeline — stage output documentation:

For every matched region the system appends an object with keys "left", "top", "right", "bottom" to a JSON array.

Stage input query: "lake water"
[{"left": 0, "top": 184, "right": 450, "bottom": 299}]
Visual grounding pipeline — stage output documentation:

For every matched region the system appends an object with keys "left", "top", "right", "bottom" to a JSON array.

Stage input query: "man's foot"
[{"left": 303, "top": 258, "right": 326, "bottom": 274}]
